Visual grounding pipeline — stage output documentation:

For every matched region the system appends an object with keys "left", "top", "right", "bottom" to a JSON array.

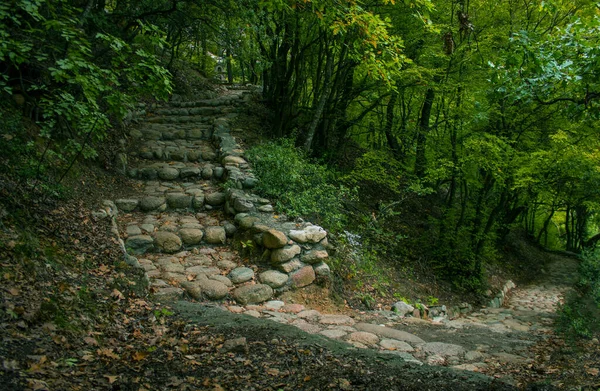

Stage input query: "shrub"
[
  {"left": 556, "top": 249, "right": 600, "bottom": 339},
  {"left": 246, "top": 139, "right": 354, "bottom": 232}
]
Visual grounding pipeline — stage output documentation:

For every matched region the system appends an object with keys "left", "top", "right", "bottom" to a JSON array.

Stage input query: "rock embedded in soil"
[
  {"left": 288, "top": 225, "right": 327, "bottom": 243},
  {"left": 179, "top": 167, "right": 200, "bottom": 178},
  {"left": 392, "top": 301, "right": 415, "bottom": 317},
  {"left": 205, "top": 192, "right": 226, "bottom": 206},
  {"left": 166, "top": 193, "right": 192, "bottom": 209},
  {"left": 196, "top": 278, "right": 229, "bottom": 299},
  {"left": 290, "top": 266, "right": 315, "bottom": 288},
  {"left": 301, "top": 249, "right": 328, "bottom": 264},
  {"left": 125, "top": 235, "right": 154, "bottom": 254},
  {"left": 422, "top": 342, "right": 466, "bottom": 358},
  {"left": 158, "top": 167, "right": 180, "bottom": 180},
  {"left": 126, "top": 225, "right": 142, "bottom": 236},
  {"left": 153, "top": 287, "right": 183, "bottom": 301},
  {"left": 223, "top": 221, "right": 237, "bottom": 237},
  {"left": 262, "top": 229, "right": 288, "bottom": 249},
  {"left": 221, "top": 337, "right": 248, "bottom": 353},
  {"left": 379, "top": 339, "right": 414, "bottom": 352},
  {"left": 271, "top": 245, "right": 301, "bottom": 264},
  {"left": 313, "top": 262, "right": 331, "bottom": 277},
  {"left": 154, "top": 231, "right": 182, "bottom": 253},
  {"left": 204, "top": 226, "right": 226, "bottom": 244},
  {"left": 178, "top": 228, "right": 204, "bottom": 245},
  {"left": 347, "top": 332, "right": 379, "bottom": 346},
  {"left": 186, "top": 266, "right": 220, "bottom": 276},
  {"left": 140, "top": 196, "right": 166, "bottom": 212},
  {"left": 259, "top": 270, "right": 289, "bottom": 288},
  {"left": 278, "top": 258, "right": 303, "bottom": 273},
  {"left": 354, "top": 323, "right": 425, "bottom": 344},
  {"left": 208, "top": 274, "right": 233, "bottom": 287},
  {"left": 229, "top": 267, "right": 255, "bottom": 284},
  {"left": 116, "top": 199, "right": 139, "bottom": 212},
  {"left": 319, "top": 314, "right": 355, "bottom": 326},
  {"left": 233, "top": 198, "right": 254, "bottom": 213},
  {"left": 232, "top": 284, "right": 273, "bottom": 305},
  {"left": 320, "top": 329, "right": 347, "bottom": 339}
]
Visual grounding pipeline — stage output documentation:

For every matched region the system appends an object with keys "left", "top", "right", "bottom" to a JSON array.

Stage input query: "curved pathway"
[
  {"left": 215, "top": 253, "right": 578, "bottom": 383},
  {"left": 114, "top": 87, "right": 580, "bottom": 382}
]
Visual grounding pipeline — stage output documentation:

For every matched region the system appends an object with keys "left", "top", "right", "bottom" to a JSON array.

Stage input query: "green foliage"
[
  {"left": 557, "top": 249, "right": 600, "bottom": 339},
  {"left": 345, "top": 151, "right": 404, "bottom": 195},
  {"left": 246, "top": 139, "right": 354, "bottom": 232},
  {"left": 0, "top": 0, "right": 172, "bottom": 194},
  {"left": 153, "top": 308, "right": 174, "bottom": 319},
  {"left": 427, "top": 296, "right": 439, "bottom": 306}
]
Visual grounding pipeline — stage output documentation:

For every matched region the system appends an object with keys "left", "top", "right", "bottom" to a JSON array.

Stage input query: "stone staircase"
[
  {"left": 100, "top": 87, "right": 579, "bottom": 382},
  {"left": 111, "top": 87, "right": 332, "bottom": 306}
]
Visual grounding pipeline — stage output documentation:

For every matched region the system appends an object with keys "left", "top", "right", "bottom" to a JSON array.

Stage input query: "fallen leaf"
[
  {"left": 111, "top": 289, "right": 125, "bottom": 301},
  {"left": 586, "top": 368, "right": 599, "bottom": 376},
  {"left": 8, "top": 287, "right": 19, "bottom": 296},
  {"left": 83, "top": 337, "right": 98, "bottom": 346},
  {"left": 104, "top": 375, "right": 119, "bottom": 384},
  {"left": 133, "top": 351, "right": 149, "bottom": 361},
  {"left": 97, "top": 348, "right": 120, "bottom": 359}
]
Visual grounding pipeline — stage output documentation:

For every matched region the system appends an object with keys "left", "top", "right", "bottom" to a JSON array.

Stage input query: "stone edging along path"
[{"left": 92, "top": 86, "right": 580, "bottom": 376}]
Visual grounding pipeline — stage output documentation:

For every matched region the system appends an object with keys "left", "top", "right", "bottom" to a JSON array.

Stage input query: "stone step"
[
  {"left": 115, "top": 178, "right": 229, "bottom": 213},
  {"left": 123, "top": 212, "right": 235, "bottom": 255},
  {"left": 130, "top": 124, "right": 213, "bottom": 141},
  {"left": 155, "top": 105, "right": 238, "bottom": 117},
  {"left": 145, "top": 110, "right": 240, "bottom": 125},
  {"left": 130, "top": 140, "right": 216, "bottom": 163},
  {"left": 126, "top": 161, "right": 225, "bottom": 182},
  {"left": 168, "top": 96, "right": 247, "bottom": 109}
]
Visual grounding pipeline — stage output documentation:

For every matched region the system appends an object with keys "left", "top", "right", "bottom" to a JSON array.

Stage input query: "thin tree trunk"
[
  {"left": 384, "top": 91, "right": 401, "bottom": 156},
  {"left": 414, "top": 88, "right": 435, "bottom": 177},
  {"left": 304, "top": 52, "right": 333, "bottom": 153}
]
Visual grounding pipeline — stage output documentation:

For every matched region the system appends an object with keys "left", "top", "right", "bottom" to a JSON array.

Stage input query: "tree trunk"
[
  {"left": 304, "top": 52, "right": 333, "bottom": 153},
  {"left": 384, "top": 91, "right": 401, "bottom": 157},
  {"left": 414, "top": 88, "right": 435, "bottom": 177}
]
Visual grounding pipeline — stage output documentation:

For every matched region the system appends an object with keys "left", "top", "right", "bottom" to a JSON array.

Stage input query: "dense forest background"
[{"left": 1, "top": 0, "right": 600, "bottom": 295}]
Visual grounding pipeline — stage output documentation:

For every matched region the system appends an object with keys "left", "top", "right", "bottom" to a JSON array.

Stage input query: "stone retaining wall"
[
  {"left": 211, "top": 106, "right": 333, "bottom": 291},
  {"left": 486, "top": 280, "right": 516, "bottom": 308}
]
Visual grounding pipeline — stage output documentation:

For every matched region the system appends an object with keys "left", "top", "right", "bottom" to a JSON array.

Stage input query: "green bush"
[
  {"left": 246, "top": 139, "right": 354, "bottom": 232},
  {"left": 556, "top": 249, "right": 600, "bottom": 339}
]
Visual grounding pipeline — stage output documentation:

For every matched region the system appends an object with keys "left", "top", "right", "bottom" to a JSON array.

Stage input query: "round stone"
[
  {"left": 232, "top": 284, "right": 273, "bottom": 305},
  {"left": 204, "top": 226, "right": 226, "bottom": 244},
  {"left": 262, "top": 229, "right": 288, "bottom": 249},
  {"left": 229, "top": 267, "right": 255, "bottom": 284},
  {"left": 347, "top": 332, "right": 379, "bottom": 346},
  {"left": 158, "top": 167, "right": 180, "bottom": 180},
  {"left": 259, "top": 270, "right": 289, "bottom": 288},
  {"left": 166, "top": 193, "right": 192, "bottom": 209},
  {"left": 115, "top": 199, "right": 138, "bottom": 212},
  {"left": 154, "top": 231, "right": 182, "bottom": 253},
  {"left": 201, "top": 167, "right": 213, "bottom": 179},
  {"left": 139, "top": 196, "right": 166, "bottom": 212},
  {"left": 205, "top": 192, "right": 226, "bottom": 206},
  {"left": 178, "top": 228, "right": 204, "bottom": 245},
  {"left": 271, "top": 245, "right": 301, "bottom": 264},
  {"left": 380, "top": 339, "right": 414, "bottom": 352},
  {"left": 125, "top": 235, "right": 154, "bottom": 254},
  {"left": 290, "top": 266, "right": 316, "bottom": 288}
]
